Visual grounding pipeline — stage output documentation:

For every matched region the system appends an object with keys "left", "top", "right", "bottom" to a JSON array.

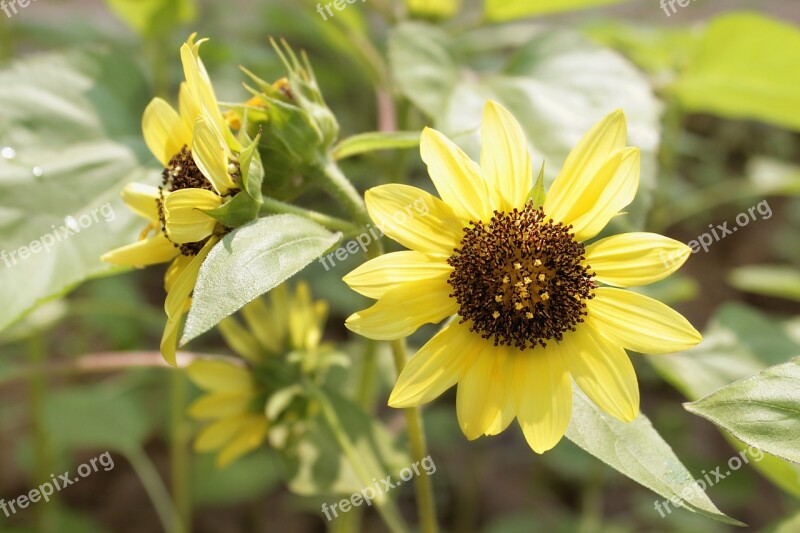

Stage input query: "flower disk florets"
[{"left": 447, "top": 202, "right": 596, "bottom": 350}]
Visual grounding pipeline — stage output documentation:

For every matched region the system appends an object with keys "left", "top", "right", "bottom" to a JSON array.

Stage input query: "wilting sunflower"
[
  {"left": 102, "top": 35, "right": 242, "bottom": 364},
  {"left": 343, "top": 101, "right": 701, "bottom": 453}
]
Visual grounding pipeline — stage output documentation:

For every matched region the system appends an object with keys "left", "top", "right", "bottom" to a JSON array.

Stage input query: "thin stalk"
[
  {"left": 313, "top": 159, "right": 370, "bottom": 227},
  {"left": 169, "top": 370, "right": 191, "bottom": 533},
  {"left": 303, "top": 379, "right": 408, "bottom": 533},
  {"left": 259, "top": 196, "right": 359, "bottom": 234},
  {"left": 389, "top": 338, "right": 439, "bottom": 533},
  {"left": 27, "top": 334, "right": 54, "bottom": 531},
  {"left": 125, "top": 448, "right": 181, "bottom": 533}
]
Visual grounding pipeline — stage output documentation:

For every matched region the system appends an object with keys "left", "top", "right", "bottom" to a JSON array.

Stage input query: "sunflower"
[
  {"left": 101, "top": 35, "right": 242, "bottom": 364},
  {"left": 187, "top": 283, "right": 332, "bottom": 467},
  {"left": 343, "top": 101, "right": 702, "bottom": 453}
]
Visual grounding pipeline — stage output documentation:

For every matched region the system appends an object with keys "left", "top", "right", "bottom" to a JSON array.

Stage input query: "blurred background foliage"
[{"left": 0, "top": 0, "right": 799, "bottom": 531}]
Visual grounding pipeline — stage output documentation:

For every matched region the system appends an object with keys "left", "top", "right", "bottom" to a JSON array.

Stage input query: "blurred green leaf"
[
  {"left": 389, "top": 22, "right": 660, "bottom": 230},
  {"left": 728, "top": 265, "right": 800, "bottom": 302},
  {"left": 283, "top": 388, "right": 409, "bottom": 496},
  {"left": 670, "top": 13, "right": 800, "bottom": 132},
  {"left": 770, "top": 510, "right": 800, "bottom": 533},
  {"left": 686, "top": 358, "right": 800, "bottom": 464},
  {"left": 183, "top": 215, "right": 341, "bottom": 345},
  {"left": 748, "top": 158, "right": 800, "bottom": 196},
  {"left": 650, "top": 303, "right": 800, "bottom": 498},
  {"left": 566, "top": 388, "right": 742, "bottom": 525},
  {"left": 105, "top": 0, "right": 196, "bottom": 37},
  {"left": 332, "top": 131, "right": 421, "bottom": 160},
  {"left": 485, "top": 0, "right": 631, "bottom": 21},
  {"left": 0, "top": 50, "right": 154, "bottom": 333},
  {"left": 42, "top": 383, "right": 151, "bottom": 452},
  {"left": 191, "top": 448, "right": 282, "bottom": 505}
]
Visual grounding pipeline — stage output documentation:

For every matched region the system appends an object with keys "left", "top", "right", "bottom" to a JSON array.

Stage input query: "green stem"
[
  {"left": 303, "top": 379, "right": 408, "bottom": 533},
  {"left": 389, "top": 339, "right": 439, "bottom": 533},
  {"left": 27, "top": 335, "right": 54, "bottom": 531},
  {"left": 125, "top": 448, "right": 181, "bottom": 533},
  {"left": 259, "top": 196, "right": 359, "bottom": 234},
  {"left": 356, "top": 340, "right": 378, "bottom": 411},
  {"left": 169, "top": 370, "right": 191, "bottom": 533},
  {"left": 313, "top": 159, "right": 370, "bottom": 227}
]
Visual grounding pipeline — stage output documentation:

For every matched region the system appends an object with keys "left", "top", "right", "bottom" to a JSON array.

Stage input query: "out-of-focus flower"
[{"left": 343, "top": 101, "right": 702, "bottom": 453}]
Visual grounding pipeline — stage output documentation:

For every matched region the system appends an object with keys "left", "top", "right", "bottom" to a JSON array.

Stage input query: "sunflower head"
[{"left": 343, "top": 100, "right": 702, "bottom": 454}]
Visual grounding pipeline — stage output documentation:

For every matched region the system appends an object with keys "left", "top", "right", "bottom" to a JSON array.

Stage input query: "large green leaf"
[
  {"left": 670, "top": 13, "right": 800, "bottom": 132},
  {"left": 566, "top": 388, "right": 741, "bottom": 525},
  {"left": 0, "top": 50, "right": 155, "bottom": 332},
  {"left": 42, "top": 382, "right": 152, "bottom": 453},
  {"left": 389, "top": 22, "right": 660, "bottom": 230},
  {"left": 485, "top": 0, "right": 632, "bottom": 21},
  {"left": 650, "top": 303, "right": 800, "bottom": 498},
  {"left": 282, "top": 388, "right": 409, "bottom": 496},
  {"left": 182, "top": 214, "right": 341, "bottom": 344},
  {"left": 685, "top": 358, "right": 800, "bottom": 465}
]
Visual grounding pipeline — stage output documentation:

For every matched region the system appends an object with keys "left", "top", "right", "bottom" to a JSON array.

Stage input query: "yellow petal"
[
  {"left": 163, "top": 188, "right": 222, "bottom": 244},
  {"left": 480, "top": 101, "right": 532, "bottom": 210},
  {"left": 160, "top": 312, "right": 182, "bottom": 366},
  {"left": 420, "top": 127, "right": 493, "bottom": 221},
  {"left": 365, "top": 184, "right": 464, "bottom": 257},
  {"left": 343, "top": 251, "right": 453, "bottom": 299},
  {"left": 515, "top": 342, "right": 572, "bottom": 454},
  {"left": 188, "top": 391, "right": 255, "bottom": 420},
  {"left": 544, "top": 110, "right": 627, "bottom": 227},
  {"left": 165, "top": 254, "right": 193, "bottom": 293},
  {"left": 179, "top": 82, "right": 200, "bottom": 133},
  {"left": 217, "top": 416, "right": 268, "bottom": 467},
  {"left": 345, "top": 278, "right": 458, "bottom": 340},
  {"left": 193, "top": 119, "right": 236, "bottom": 195},
  {"left": 180, "top": 40, "right": 241, "bottom": 152},
  {"left": 186, "top": 359, "right": 256, "bottom": 392},
  {"left": 587, "top": 287, "right": 702, "bottom": 354},
  {"left": 142, "top": 97, "right": 192, "bottom": 167},
  {"left": 164, "top": 236, "right": 217, "bottom": 319},
  {"left": 194, "top": 414, "right": 250, "bottom": 452},
  {"left": 456, "top": 339, "right": 514, "bottom": 439},
  {"left": 389, "top": 321, "right": 478, "bottom": 407},
  {"left": 101, "top": 233, "right": 178, "bottom": 266},
  {"left": 217, "top": 317, "right": 264, "bottom": 364},
  {"left": 566, "top": 147, "right": 640, "bottom": 241},
  {"left": 121, "top": 183, "right": 162, "bottom": 222},
  {"left": 584, "top": 232, "right": 691, "bottom": 287},
  {"left": 560, "top": 325, "right": 639, "bottom": 422}
]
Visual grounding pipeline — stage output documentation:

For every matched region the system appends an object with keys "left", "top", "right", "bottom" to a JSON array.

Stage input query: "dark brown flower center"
[{"left": 447, "top": 202, "right": 596, "bottom": 350}]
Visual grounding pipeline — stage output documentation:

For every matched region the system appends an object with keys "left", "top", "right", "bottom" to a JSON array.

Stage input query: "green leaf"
[
  {"left": 282, "top": 388, "right": 409, "bottom": 496},
  {"left": 191, "top": 448, "right": 282, "bottom": 506},
  {"left": 769, "top": 510, "right": 800, "bottom": 533},
  {"left": 685, "top": 358, "right": 800, "bottom": 465},
  {"left": 485, "top": 0, "right": 632, "bottom": 21},
  {"left": 238, "top": 129, "right": 264, "bottom": 201},
  {"left": 104, "top": 0, "right": 195, "bottom": 37},
  {"left": 203, "top": 192, "right": 261, "bottom": 228},
  {"left": 566, "top": 388, "right": 742, "bottom": 525},
  {"left": 650, "top": 303, "right": 800, "bottom": 498},
  {"left": 527, "top": 161, "right": 546, "bottom": 207},
  {"left": 182, "top": 214, "right": 341, "bottom": 344},
  {"left": 331, "top": 131, "right": 421, "bottom": 160},
  {"left": 0, "top": 49, "right": 155, "bottom": 333},
  {"left": 389, "top": 22, "right": 660, "bottom": 230},
  {"left": 728, "top": 265, "right": 800, "bottom": 302},
  {"left": 42, "top": 383, "right": 152, "bottom": 452},
  {"left": 670, "top": 13, "right": 800, "bottom": 132}
]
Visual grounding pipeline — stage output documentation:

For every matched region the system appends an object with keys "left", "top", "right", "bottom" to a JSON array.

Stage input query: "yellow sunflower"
[
  {"left": 102, "top": 35, "right": 242, "bottom": 364},
  {"left": 343, "top": 101, "right": 702, "bottom": 453}
]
